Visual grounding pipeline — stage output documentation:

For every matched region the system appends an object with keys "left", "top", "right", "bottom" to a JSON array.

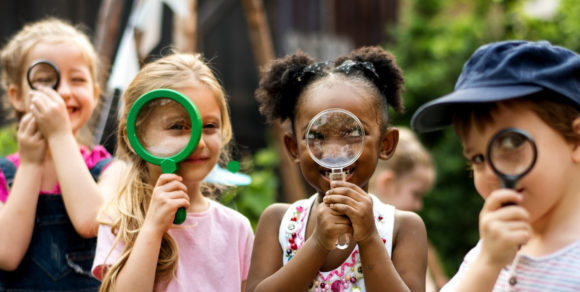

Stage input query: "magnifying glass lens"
[
  {"left": 135, "top": 98, "right": 192, "bottom": 158},
  {"left": 489, "top": 131, "right": 535, "bottom": 176},
  {"left": 306, "top": 110, "right": 364, "bottom": 168},
  {"left": 28, "top": 62, "right": 59, "bottom": 90}
]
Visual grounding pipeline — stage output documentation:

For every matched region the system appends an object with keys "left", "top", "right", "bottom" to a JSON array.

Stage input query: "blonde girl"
[
  {"left": 0, "top": 18, "right": 111, "bottom": 290},
  {"left": 92, "top": 53, "right": 254, "bottom": 291}
]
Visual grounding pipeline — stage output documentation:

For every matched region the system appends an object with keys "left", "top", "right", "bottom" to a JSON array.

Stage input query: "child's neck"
[{"left": 186, "top": 183, "right": 210, "bottom": 213}]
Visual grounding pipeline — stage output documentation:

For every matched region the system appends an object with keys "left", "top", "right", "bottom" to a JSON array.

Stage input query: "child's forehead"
[{"left": 299, "top": 80, "right": 379, "bottom": 110}]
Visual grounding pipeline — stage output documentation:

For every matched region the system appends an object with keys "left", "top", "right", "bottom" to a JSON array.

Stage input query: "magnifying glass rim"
[
  {"left": 126, "top": 88, "right": 202, "bottom": 167},
  {"left": 486, "top": 127, "right": 537, "bottom": 181},
  {"left": 26, "top": 59, "right": 60, "bottom": 90},
  {"left": 305, "top": 108, "right": 365, "bottom": 169}
]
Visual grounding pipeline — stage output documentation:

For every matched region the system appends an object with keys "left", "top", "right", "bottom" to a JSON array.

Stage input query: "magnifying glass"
[
  {"left": 126, "top": 89, "right": 202, "bottom": 224},
  {"left": 27, "top": 59, "right": 60, "bottom": 90},
  {"left": 306, "top": 108, "right": 365, "bottom": 249},
  {"left": 486, "top": 128, "right": 537, "bottom": 190}
]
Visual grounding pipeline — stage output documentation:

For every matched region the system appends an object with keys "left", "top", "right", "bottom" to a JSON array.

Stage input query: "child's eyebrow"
[{"left": 462, "top": 146, "right": 473, "bottom": 158}]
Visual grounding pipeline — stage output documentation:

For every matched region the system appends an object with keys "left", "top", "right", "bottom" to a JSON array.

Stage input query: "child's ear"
[
  {"left": 283, "top": 133, "right": 300, "bottom": 163},
  {"left": 571, "top": 117, "right": 580, "bottom": 163},
  {"left": 8, "top": 84, "right": 26, "bottom": 112},
  {"left": 93, "top": 84, "right": 100, "bottom": 102},
  {"left": 379, "top": 128, "right": 399, "bottom": 160}
]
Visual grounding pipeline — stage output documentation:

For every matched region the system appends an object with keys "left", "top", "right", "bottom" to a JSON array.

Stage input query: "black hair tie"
[{"left": 334, "top": 60, "right": 387, "bottom": 97}]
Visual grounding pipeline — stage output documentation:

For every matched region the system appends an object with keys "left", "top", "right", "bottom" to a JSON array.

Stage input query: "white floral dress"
[{"left": 278, "top": 194, "right": 395, "bottom": 292}]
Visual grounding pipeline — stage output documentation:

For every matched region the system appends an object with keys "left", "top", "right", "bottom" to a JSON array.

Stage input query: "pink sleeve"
[
  {"left": 92, "top": 224, "right": 125, "bottom": 280},
  {"left": 82, "top": 145, "right": 112, "bottom": 169},
  {"left": 241, "top": 219, "right": 255, "bottom": 280},
  {"left": 0, "top": 170, "right": 8, "bottom": 203}
]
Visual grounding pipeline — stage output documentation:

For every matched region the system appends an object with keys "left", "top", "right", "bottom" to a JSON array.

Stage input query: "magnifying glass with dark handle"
[
  {"left": 306, "top": 108, "right": 365, "bottom": 249},
  {"left": 126, "top": 89, "right": 202, "bottom": 224},
  {"left": 27, "top": 60, "right": 60, "bottom": 90},
  {"left": 486, "top": 128, "right": 537, "bottom": 190}
]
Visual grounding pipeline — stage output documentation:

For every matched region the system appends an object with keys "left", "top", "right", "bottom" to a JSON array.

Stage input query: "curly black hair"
[{"left": 256, "top": 46, "right": 404, "bottom": 128}]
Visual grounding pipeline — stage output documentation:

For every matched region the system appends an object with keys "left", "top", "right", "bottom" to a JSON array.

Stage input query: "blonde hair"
[
  {"left": 0, "top": 17, "right": 102, "bottom": 121},
  {"left": 370, "top": 127, "right": 433, "bottom": 190},
  {"left": 98, "top": 53, "right": 232, "bottom": 290}
]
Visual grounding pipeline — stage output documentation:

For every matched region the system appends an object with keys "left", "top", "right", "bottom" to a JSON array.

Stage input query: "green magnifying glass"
[{"left": 126, "top": 89, "right": 202, "bottom": 224}]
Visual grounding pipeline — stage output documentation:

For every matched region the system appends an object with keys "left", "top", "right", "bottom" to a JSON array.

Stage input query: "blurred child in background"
[{"left": 369, "top": 127, "right": 448, "bottom": 292}]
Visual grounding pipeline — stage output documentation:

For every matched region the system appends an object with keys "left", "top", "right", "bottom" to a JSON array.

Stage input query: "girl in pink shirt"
[{"left": 92, "top": 53, "right": 254, "bottom": 291}]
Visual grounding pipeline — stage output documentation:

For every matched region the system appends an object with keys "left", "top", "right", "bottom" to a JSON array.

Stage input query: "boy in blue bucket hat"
[{"left": 412, "top": 40, "right": 580, "bottom": 291}]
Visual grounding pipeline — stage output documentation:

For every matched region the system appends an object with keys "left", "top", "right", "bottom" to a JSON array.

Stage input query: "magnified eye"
[
  {"left": 307, "top": 131, "right": 324, "bottom": 140},
  {"left": 167, "top": 119, "right": 191, "bottom": 131},
  {"left": 349, "top": 128, "right": 363, "bottom": 137},
  {"left": 31, "top": 75, "right": 56, "bottom": 87},
  {"left": 500, "top": 134, "right": 526, "bottom": 150}
]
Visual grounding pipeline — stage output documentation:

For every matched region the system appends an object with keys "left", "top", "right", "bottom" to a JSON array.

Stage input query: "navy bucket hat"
[{"left": 411, "top": 40, "right": 580, "bottom": 132}]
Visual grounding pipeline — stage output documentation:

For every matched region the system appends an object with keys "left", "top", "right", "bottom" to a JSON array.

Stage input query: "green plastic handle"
[{"left": 174, "top": 207, "right": 187, "bottom": 224}]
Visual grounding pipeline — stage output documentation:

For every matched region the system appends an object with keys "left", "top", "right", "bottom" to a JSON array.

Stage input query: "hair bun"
[
  {"left": 335, "top": 46, "right": 404, "bottom": 113},
  {"left": 256, "top": 51, "right": 316, "bottom": 122}
]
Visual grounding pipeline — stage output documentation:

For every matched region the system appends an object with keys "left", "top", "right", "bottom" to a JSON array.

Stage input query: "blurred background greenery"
[{"left": 1, "top": 0, "right": 579, "bottom": 279}]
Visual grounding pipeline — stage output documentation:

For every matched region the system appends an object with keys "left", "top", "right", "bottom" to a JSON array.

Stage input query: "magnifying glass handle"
[
  {"left": 174, "top": 207, "right": 187, "bottom": 224},
  {"left": 330, "top": 169, "right": 351, "bottom": 250}
]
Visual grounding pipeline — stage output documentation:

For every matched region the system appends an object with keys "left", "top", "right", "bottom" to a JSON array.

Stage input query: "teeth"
[{"left": 324, "top": 168, "right": 353, "bottom": 178}]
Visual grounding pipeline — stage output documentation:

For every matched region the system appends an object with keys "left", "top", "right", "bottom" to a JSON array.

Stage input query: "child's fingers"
[
  {"left": 37, "top": 87, "right": 61, "bottom": 103},
  {"left": 329, "top": 181, "right": 366, "bottom": 199},
  {"left": 18, "top": 113, "right": 33, "bottom": 133},
  {"left": 482, "top": 189, "right": 523, "bottom": 212},
  {"left": 492, "top": 205, "right": 529, "bottom": 222},
  {"left": 163, "top": 190, "right": 191, "bottom": 208},
  {"left": 155, "top": 173, "right": 184, "bottom": 187}
]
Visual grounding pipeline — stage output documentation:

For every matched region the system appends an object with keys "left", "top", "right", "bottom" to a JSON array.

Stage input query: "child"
[
  {"left": 368, "top": 127, "right": 448, "bottom": 292},
  {"left": 0, "top": 18, "right": 112, "bottom": 289},
  {"left": 411, "top": 40, "right": 580, "bottom": 291},
  {"left": 247, "top": 47, "right": 428, "bottom": 292},
  {"left": 92, "top": 53, "right": 255, "bottom": 291},
  {"left": 369, "top": 127, "right": 436, "bottom": 213}
]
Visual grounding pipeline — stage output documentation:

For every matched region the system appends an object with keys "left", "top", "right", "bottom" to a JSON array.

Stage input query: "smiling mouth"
[{"left": 322, "top": 167, "right": 353, "bottom": 179}]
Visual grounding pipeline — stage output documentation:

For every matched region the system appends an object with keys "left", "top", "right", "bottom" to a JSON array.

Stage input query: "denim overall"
[{"left": 0, "top": 157, "right": 111, "bottom": 291}]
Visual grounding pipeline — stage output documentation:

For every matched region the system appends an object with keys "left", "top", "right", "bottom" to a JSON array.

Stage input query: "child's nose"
[{"left": 56, "top": 80, "right": 72, "bottom": 99}]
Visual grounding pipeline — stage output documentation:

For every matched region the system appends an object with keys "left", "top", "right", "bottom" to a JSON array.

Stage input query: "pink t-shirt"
[
  {"left": 92, "top": 199, "right": 254, "bottom": 291},
  {"left": 0, "top": 145, "right": 111, "bottom": 202}
]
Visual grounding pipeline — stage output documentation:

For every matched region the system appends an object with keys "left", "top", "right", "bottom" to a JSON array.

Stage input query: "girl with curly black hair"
[{"left": 247, "top": 46, "right": 427, "bottom": 292}]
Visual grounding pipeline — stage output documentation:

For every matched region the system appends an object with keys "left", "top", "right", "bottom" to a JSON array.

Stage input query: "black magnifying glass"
[
  {"left": 486, "top": 128, "right": 537, "bottom": 190},
  {"left": 306, "top": 108, "right": 365, "bottom": 249},
  {"left": 27, "top": 59, "right": 60, "bottom": 90},
  {"left": 126, "top": 89, "right": 202, "bottom": 224}
]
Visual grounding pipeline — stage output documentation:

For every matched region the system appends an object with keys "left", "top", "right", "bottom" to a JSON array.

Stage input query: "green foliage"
[
  {"left": 389, "top": 0, "right": 580, "bottom": 277},
  {"left": 219, "top": 147, "right": 279, "bottom": 230},
  {"left": 0, "top": 125, "right": 17, "bottom": 156}
]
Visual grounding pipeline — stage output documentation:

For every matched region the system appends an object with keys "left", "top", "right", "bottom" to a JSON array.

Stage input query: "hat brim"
[{"left": 411, "top": 85, "right": 543, "bottom": 132}]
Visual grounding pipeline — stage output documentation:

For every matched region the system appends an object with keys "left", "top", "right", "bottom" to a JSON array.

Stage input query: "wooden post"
[
  {"left": 174, "top": 0, "right": 198, "bottom": 53},
  {"left": 241, "top": 0, "right": 307, "bottom": 203},
  {"left": 94, "top": 0, "right": 125, "bottom": 69}
]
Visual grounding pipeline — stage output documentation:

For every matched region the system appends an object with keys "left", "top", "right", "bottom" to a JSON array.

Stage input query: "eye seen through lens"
[
  {"left": 306, "top": 109, "right": 365, "bottom": 169},
  {"left": 135, "top": 98, "right": 192, "bottom": 158},
  {"left": 27, "top": 60, "right": 60, "bottom": 90},
  {"left": 486, "top": 128, "right": 537, "bottom": 189}
]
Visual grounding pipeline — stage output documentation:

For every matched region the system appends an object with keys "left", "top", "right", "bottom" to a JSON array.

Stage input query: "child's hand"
[
  {"left": 143, "top": 174, "right": 190, "bottom": 234},
  {"left": 29, "top": 87, "right": 71, "bottom": 138},
  {"left": 478, "top": 189, "right": 530, "bottom": 268},
  {"left": 323, "top": 181, "right": 378, "bottom": 244},
  {"left": 17, "top": 113, "right": 47, "bottom": 165},
  {"left": 313, "top": 199, "right": 353, "bottom": 251}
]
